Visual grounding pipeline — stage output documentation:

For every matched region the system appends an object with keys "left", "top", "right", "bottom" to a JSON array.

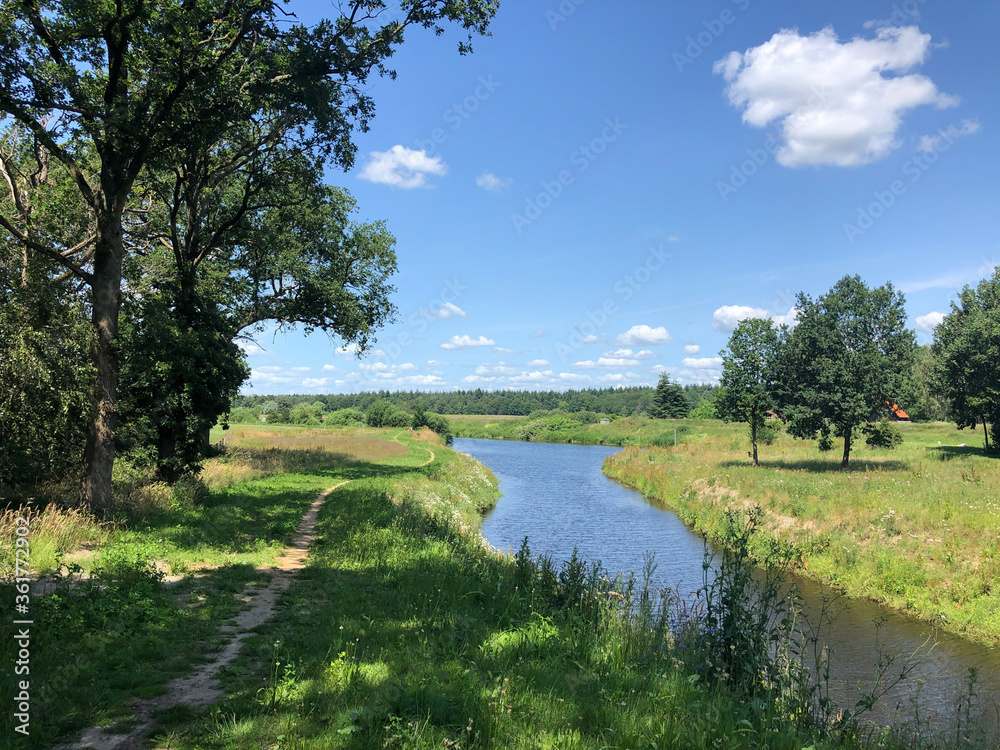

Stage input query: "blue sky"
[{"left": 242, "top": 0, "right": 1000, "bottom": 395}]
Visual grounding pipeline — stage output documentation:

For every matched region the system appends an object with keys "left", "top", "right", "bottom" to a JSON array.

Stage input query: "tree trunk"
[
  {"left": 79, "top": 208, "right": 125, "bottom": 514},
  {"left": 750, "top": 420, "right": 759, "bottom": 466},
  {"left": 841, "top": 424, "right": 852, "bottom": 470},
  {"left": 984, "top": 418, "right": 991, "bottom": 455}
]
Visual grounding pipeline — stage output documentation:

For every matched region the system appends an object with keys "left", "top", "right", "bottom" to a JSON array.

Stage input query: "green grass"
[
  {"left": 602, "top": 420, "right": 1000, "bottom": 646},
  {"left": 2, "top": 423, "right": 995, "bottom": 748}
]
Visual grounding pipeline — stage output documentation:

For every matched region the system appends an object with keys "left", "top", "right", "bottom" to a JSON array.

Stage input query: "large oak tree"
[{"left": 0, "top": 0, "right": 498, "bottom": 511}]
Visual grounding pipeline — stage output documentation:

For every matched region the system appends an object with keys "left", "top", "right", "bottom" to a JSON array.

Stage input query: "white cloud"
[
  {"left": 421, "top": 302, "right": 467, "bottom": 319},
  {"left": 684, "top": 344, "right": 701, "bottom": 355},
  {"left": 530, "top": 330, "right": 548, "bottom": 338},
  {"left": 427, "top": 360, "right": 447, "bottom": 367},
  {"left": 558, "top": 372, "right": 592, "bottom": 383},
  {"left": 236, "top": 340, "right": 266, "bottom": 356},
  {"left": 715, "top": 25, "right": 958, "bottom": 167},
  {"left": 255, "top": 365, "right": 283, "bottom": 373},
  {"left": 494, "top": 347, "right": 520, "bottom": 354},
  {"left": 359, "top": 362, "right": 418, "bottom": 375},
  {"left": 321, "top": 364, "right": 338, "bottom": 372},
  {"left": 683, "top": 357, "right": 724, "bottom": 369},
  {"left": 476, "top": 171, "right": 510, "bottom": 191},
  {"left": 713, "top": 305, "right": 800, "bottom": 332},
  {"left": 335, "top": 343, "right": 361, "bottom": 356},
  {"left": 573, "top": 357, "right": 642, "bottom": 370},
  {"left": 526, "top": 359, "right": 550, "bottom": 367},
  {"left": 915, "top": 311, "right": 946, "bottom": 334},
  {"left": 615, "top": 325, "right": 672, "bottom": 346},
  {"left": 582, "top": 334, "right": 598, "bottom": 344},
  {"left": 301, "top": 378, "right": 329, "bottom": 388},
  {"left": 918, "top": 119, "right": 980, "bottom": 152},
  {"left": 371, "top": 348, "right": 387, "bottom": 356},
  {"left": 604, "top": 348, "right": 655, "bottom": 360},
  {"left": 440, "top": 334, "right": 497, "bottom": 350},
  {"left": 358, "top": 145, "right": 447, "bottom": 189},
  {"left": 475, "top": 362, "right": 518, "bottom": 376}
]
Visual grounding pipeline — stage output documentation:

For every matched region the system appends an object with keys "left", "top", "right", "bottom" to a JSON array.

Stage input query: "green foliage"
[
  {"left": 117, "top": 285, "right": 248, "bottom": 481},
  {"left": 689, "top": 399, "right": 717, "bottom": 419},
  {"left": 365, "top": 399, "right": 412, "bottom": 428},
  {"left": 862, "top": 418, "right": 904, "bottom": 450},
  {"left": 933, "top": 267, "right": 1000, "bottom": 452},
  {"left": 650, "top": 373, "right": 689, "bottom": 419},
  {"left": 777, "top": 275, "right": 916, "bottom": 468},
  {"left": 716, "top": 318, "right": 781, "bottom": 465},
  {"left": 326, "top": 408, "right": 365, "bottom": 426},
  {"left": 0, "top": 262, "right": 94, "bottom": 490}
]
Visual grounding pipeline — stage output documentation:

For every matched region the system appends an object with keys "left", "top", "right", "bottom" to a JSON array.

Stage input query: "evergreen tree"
[{"left": 651, "top": 373, "right": 689, "bottom": 419}]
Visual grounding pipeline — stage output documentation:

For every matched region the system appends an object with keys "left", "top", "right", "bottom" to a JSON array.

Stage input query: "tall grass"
[{"left": 603, "top": 422, "right": 1000, "bottom": 645}]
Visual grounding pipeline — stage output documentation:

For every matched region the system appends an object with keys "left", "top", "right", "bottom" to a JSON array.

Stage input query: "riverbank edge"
[{"left": 601, "top": 449, "right": 1000, "bottom": 650}]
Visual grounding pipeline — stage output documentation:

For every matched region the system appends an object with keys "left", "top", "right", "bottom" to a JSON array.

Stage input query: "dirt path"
[
  {"left": 394, "top": 430, "right": 435, "bottom": 467},
  {"left": 68, "top": 480, "right": 349, "bottom": 750}
]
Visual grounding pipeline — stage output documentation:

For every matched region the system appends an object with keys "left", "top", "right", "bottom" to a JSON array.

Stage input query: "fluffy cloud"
[
  {"left": 526, "top": 359, "right": 550, "bottom": 367},
  {"left": 236, "top": 340, "right": 266, "bottom": 356},
  {"left": 427, "top": 360, "right": 448, "bottom": 367},
  {"left": 440, "top": 334, "right": 497, "bottom": 350},
  {"left": 476, "top": 171, "right": 510, "bottom": 191},
  {"left": 683, "top": 344, "right": 701, "bottom": 355},
  {"left": 494, "top": 347, "right": 520, "bottom": 354},
  {"left": 715, "top": 25, "right": 957, "bottom": 167},
  {"left": 474, "top": 362, "right": 518, "bottom": 376},
  {"left": 573, "top": 357, "right": 641, "bottom": 370},
  {"left": 582, "top": 334, "right": 598, "bottom": 344},
  {"left": 421, "top": 302, "right": 467, "bottom": 319},
  {"left": 915, "top": 311, "right": 945, "bottom": 334},
  {"left": 918, "top": 119, "right": 980, "bottom": 152},
  {"left": 604, "top": 348, "right": 655, "bottom": 360},
  {"left": 615, "top": 325, "right": 672, "bottom": 346},
  {"left": 359, "top": 362, "right": 418, "bottom": 376},
  {"left": 683, "top": 357, "right": 723, "bottom": 369},
  {"left": 712, "top": 305, "right": 799, "bottom": 332},
  {"left": 321, "top": 364, "right": 338, "bottom": 372},
  {"left": 301, "top": 378, "right": 329, "bottom": 388},
  {"left": 358, "top": 145, "right": 447, "bottom": 188}
]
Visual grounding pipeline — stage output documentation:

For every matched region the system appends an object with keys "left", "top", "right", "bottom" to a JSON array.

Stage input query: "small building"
[
  {"left": 886, "top": 402, "right": 910, "bottom": 422},
  {"left": 599, "top": 418, "right": 610, "bottom": 424}
]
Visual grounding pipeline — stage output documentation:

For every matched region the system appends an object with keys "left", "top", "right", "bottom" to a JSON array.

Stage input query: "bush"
[
  {"left": 326, "top": 408, "right": 365, "bottom": 426},
  {"left": 863, "top": 418, "right": 903, "bottom": 450}
]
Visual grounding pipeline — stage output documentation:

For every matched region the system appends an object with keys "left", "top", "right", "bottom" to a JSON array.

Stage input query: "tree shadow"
[
  {"left": 929, "top": 446, "right": 998, "bottom": 460},
  {"left": 718, "top": 458, "right": 911, "bottom": 473}
]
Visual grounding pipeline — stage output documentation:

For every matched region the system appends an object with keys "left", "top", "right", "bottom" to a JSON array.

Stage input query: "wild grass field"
[{"left": 2, "top": 422, "right": 996, "bottom": 748}]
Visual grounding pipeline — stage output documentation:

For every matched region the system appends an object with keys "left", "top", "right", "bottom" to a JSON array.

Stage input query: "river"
[{"left": 454, "top": 437, "right": 1000, "bottom": 737}]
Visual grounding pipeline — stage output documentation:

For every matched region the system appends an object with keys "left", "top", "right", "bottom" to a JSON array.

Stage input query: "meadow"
[
  {"left": 1, "top": 423, "right": 996, "bottom": 748},
  {"left": 456, "top": 414, "right": 1000, "bottom": 647}
]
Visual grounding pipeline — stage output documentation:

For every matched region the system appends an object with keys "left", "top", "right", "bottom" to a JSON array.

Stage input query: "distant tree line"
[{"left": 230, "top": 385, "right": 720, "bottom": 423}]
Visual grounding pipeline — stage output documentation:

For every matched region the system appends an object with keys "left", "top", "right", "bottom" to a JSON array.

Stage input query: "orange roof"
[{"left": 887, "top": 402, "right": 909, "bottom": 419}]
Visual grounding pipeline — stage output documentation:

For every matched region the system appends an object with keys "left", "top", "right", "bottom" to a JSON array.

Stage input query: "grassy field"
[
  {"left": 600, "top": 420, "right": 1000, "bottom": 646},
  {"left": 2, "top": 423, "right": 995, "bottom": 748},
  {"left": 450, "top": 413, "right": 692, "bottom": 446}
]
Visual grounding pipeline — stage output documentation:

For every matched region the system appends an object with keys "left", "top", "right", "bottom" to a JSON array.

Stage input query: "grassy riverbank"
[
  {"left": 2, "top": 424, "right": 995, "bottom": 748},
  {"left": 602, "top": 421, "right": 1000, "bottom": 647},
  {"left": 450, "top": 412, "right": 703, "bottom": 446}
]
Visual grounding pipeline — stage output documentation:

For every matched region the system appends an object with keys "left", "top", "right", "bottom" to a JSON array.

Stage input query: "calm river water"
[{"left": 454, "top": 437, "right": 1000, "bottom": 736}]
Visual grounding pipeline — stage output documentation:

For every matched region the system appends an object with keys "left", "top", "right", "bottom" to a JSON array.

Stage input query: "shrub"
[
  {"left": 326, "top": 408, "right": 365, "bottom": 426},
  {"left": 863, "top": 418, "right": 903, "bottom": 450}
]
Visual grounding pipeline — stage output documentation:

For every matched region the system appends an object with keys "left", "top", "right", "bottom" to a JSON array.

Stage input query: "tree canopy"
[
  {"left": 776, "top": 275, "right": 915, "bottom": 469},
  {"left": 0, "top": 0, "right": 499, "bottom": 510},
  {"left": 933, "top": 267, "right": 1000, "bottom": 452},
  {"left": 716, "top": 318, "right": 780, "bottom": 466}
]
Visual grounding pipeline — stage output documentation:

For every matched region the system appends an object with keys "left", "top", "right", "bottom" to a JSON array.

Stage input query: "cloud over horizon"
[{"left": 358, "top": 145, "right": 447, "bottom": 188}]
